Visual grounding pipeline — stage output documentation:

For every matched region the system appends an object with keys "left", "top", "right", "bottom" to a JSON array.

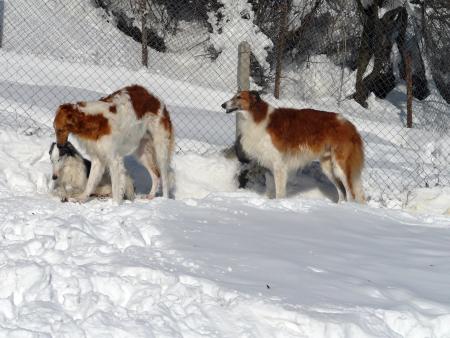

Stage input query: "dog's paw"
[
  {"left": 143, "top": 193, "right": 156, "bottom": 200},
  {"left": 68, "top": 195, "right": 89, "bottom": 204}
]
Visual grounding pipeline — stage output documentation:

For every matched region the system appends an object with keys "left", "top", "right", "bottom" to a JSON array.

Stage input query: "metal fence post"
[
  {"left": 0, "top": 0, "right": 4, "bottom": 48},
  {"left": 235, "top": 41, "right": 251, "bottom": 163}
]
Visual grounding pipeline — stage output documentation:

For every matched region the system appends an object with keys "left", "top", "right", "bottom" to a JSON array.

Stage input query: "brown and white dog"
[
  {"left": 54, "top": 85, "right": 174, "bottom": 203},
  {"left": 222, "top": 91, "right": 365, "bottom": 203}
]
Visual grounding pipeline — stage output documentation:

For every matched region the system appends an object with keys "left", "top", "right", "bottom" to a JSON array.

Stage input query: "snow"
[
  {"left": 405, "top": 187, "right": 450, "bottom": 216},
  {"left": 207, "top": 0, "right": 273, "bottom": 88}
]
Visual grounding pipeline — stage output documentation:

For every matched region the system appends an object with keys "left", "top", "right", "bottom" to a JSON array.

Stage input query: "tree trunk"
[
  {"left": 405, "top": 52, "right": 413, "bottom": 128},
  {"left": 396, "top": 7, "right": 429, "bottom": 101},
  {"left": 141, "top": 0, "right": 148, "bottom": 67},
  {"left": 274, "top": 0, "right": 290, "bottom": 99},
  {"left": 353, "top": 2, "right": 408, "bottom": 108}
]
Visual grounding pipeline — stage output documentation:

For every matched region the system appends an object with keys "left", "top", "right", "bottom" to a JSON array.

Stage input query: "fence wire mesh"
[{"left": 0, "top": 0, "right": 448, "bottom": 202}]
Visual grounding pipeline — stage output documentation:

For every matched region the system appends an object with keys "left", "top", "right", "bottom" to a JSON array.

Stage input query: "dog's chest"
[
  {"left": 239, "top": 119, "right": 278, "bottom": 166},
  {"left": 59, "top": 157, "right": 87, "bottom": 190}
]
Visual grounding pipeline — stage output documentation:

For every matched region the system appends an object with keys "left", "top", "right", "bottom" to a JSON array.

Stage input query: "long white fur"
[
  {"left": 73, "top": 89, "right": 172, "bottom": 204},
  {"left": 50, "top": 144, "right": 134, "bottom": 202}
]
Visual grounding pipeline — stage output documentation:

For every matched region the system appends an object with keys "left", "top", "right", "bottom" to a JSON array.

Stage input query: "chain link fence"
[{"left": 0, "top": 0, "right": 448, "bottom": 203}]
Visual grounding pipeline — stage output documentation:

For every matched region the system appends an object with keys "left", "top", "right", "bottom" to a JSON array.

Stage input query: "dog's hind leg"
[
  {"left": 331, "top": 149, "right": 355, "bottom": 202},
  {"left": 135, "top": 136, "right": 160, "bottom": 199},
  {"left": 320, "top": 154, "right": 345, "bottom": 203},
  {"left": 109, "top": 156, "right": 127, "bottom": 204},
  {"left": 157, "top": 140, "right": 173, "bottom": 198}
]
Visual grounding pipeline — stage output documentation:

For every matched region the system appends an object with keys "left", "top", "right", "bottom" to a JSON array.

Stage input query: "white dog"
[
  {"left": 49, "top": 141, "right": 135, "bottom": 202},
  {"left": 222, "top": 91, "right": 365, "bottom": 202},
  {"left": 53, "top": 85, "right": 174, "bottom": 203}
]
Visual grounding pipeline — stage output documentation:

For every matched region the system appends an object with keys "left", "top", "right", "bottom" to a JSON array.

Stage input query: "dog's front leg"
[
  {"left": 71, "top": 159, "right": 105, "bottom": 203},
  {"left": 53, "top": 184, "right": 68, "bottom": 202},
  {"left": 273, "top": 164, "right": 287, "bottom": 199},
  {"left": 265, "top": 171, "right": 275, "bottom": 199}
]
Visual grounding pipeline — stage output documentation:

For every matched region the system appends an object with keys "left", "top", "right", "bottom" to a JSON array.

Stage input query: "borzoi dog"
[
  {"left": 49, "top": 141, "right": 135, "bottom": 202},
  {"left": 222, "top": 91, "right": 365, "bottom": 203},
  {"left": 54, "top": 85, "right": 174, "bottom": 203}
]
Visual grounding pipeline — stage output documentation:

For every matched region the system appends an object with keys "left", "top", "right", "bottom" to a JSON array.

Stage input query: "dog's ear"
[
  {"left": 249, "top": 90, "right": 261, "bottom": 102},
  {"left": 56, "top": 143, "right": 70, "bottom": 157},
  {"left": 65, "top": 142, "right": 77, "bottom": 157},
  {"left": 49, "top": 142, "right": 56, "bottom": 155},
  {"left": 65, "top": 141, "right": 75, "bottom": 151},
  {"left": 60, "top": 142, "right": 77, "bottom": 157}
]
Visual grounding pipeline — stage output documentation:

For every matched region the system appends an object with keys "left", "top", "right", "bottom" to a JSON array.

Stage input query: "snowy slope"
[{"left": 0, "top": 130, "right": 449, "bottom": 338}]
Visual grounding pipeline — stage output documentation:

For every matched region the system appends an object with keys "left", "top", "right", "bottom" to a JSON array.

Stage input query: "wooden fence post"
[{"left": 235, "top": 41, "right": 251, "bottom": 163}]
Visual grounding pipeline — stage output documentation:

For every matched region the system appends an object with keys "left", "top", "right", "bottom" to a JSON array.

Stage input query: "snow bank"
[{"left": 405, "top": 187, "right": 450, "bottom": 216}]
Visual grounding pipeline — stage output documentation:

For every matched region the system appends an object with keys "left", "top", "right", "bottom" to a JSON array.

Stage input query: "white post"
[{"left": 235, "top": 41, "right": 251, "bottom": 162}]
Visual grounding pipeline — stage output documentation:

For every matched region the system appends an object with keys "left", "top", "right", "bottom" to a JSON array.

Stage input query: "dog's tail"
[{"left": 156, "top": 106, "right": 174, "bottom": 198}]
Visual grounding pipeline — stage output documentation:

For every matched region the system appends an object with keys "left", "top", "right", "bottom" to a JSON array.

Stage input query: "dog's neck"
[{"left": 246, "top": 99, "right": 271, "bottom": 124}]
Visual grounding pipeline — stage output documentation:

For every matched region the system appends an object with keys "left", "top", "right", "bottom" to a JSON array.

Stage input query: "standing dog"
[
  {"left": 49, "top": 141, "right": 135, "bottom": 202},
  {"left": 222, "top": 91, "right": 365, "bottom": 203},
  {"left": 53, "top": 85, "right": 174, "bottom": 203}
]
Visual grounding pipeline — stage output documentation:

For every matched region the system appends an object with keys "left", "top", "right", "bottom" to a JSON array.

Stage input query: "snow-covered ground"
[{"left": 0, "top": 130, "right": 449, "bottom": 338}]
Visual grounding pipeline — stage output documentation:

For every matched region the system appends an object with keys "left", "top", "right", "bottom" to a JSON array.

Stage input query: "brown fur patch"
[
  {"left": 99, "top": 85, "right": 160, "bottom": 118},
  {"left": 54, "top": 104, "right": 111, "bottom": 145},
  {"left": 78, "top": 101, "right": 86, "bottom": 107},
  {"left": 126, "top": 85, "right": 161, "bottom": 119},
  {"left": 266, "top": 109, "right": 361, "bottom": 154}
]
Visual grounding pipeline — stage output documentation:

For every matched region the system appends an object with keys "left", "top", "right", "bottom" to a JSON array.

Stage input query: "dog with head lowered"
[
  {"left": 49, "top": 141, "right": 135, "bottom": 202},
  {"left": 54, "top": 85, "right": 174, "bottom": 203},
  {"left": 222, "top": 91, "right": 365, "bottom": 203}
]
